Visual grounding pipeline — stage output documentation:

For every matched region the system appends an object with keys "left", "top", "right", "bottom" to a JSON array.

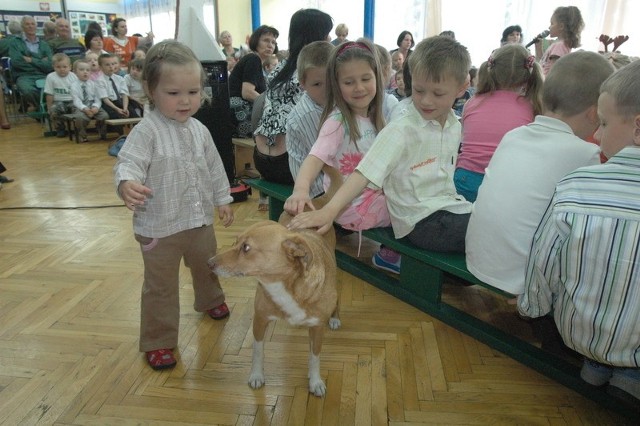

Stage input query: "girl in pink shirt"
[
  {"left": 454, "top": 43, "right": 543, "bottom": 202},
  {"left": 285, "top": 39, "right": 389, "bottom": 231},
  {"left": 536, "top": 6, "right": 585, "bottom": 75},
  {"left": 285, "top": 39, "right": 402, "bottom": 274}
]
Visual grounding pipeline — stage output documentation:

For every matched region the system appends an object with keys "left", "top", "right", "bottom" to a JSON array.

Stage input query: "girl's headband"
[{"left": 336, "top": 41, "right": 372, "bottom": 56}]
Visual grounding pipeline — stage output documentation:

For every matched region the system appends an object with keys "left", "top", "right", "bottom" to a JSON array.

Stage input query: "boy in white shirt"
[
  {"left": 97, "top": 53, "right": 138, "bottom": 121},
  {"left": 465, "top": 52, "right": 615, "bottom": 296},
  {"left": 289, "top": 36, "right": 472, "bottom": 254},
  {"left": 70, "top": 59, "right": 108, "bottom": 142},
  {"left": 45, "top": 53, "right": 78, "bottom": 137}
]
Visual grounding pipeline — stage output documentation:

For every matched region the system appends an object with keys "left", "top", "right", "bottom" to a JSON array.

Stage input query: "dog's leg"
[
  {"left": 308, "top": 325, "right": 326, "bottom": 396},
  {"left": 248, "top": 312, "right": 270, "bottom": 389},
  {"left": 329, "top": 291, "right": 341, "bottom": 330}
]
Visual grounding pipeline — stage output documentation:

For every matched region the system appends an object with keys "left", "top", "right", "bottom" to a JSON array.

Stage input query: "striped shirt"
[
  {"left": 285, "top": 93, "right": 324, "bottom": 198},
  {"left": 519, "top": 146, "right": 640, "bottom": 367},
  {"left": 114, "top": 108, "right": 233, "bottom": 238}
]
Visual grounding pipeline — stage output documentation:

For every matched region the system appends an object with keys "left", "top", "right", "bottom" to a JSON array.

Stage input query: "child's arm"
[
  {"left": 288, "top": 170, "right": 370, "bottom": 234},
  {"left": 534, "top": 41, "right": 543, "bottom": 60},
  {"left": 121, "top": 94, "right": 130, "bottom": 117},
  {"left": 118, "top": 180, "right": 153, "bottom": 211},
  {"left": 241, "top": 82, "right": 261, "bottom": 102},
  {"left": 102, "top": 97, "right": 118, "bottom": 111},
  {"left": 217, "top": 204, "right": 234, "bottom": 227},
  {"left": 284, "top": 155, "right": 325, "bottom": 215}
]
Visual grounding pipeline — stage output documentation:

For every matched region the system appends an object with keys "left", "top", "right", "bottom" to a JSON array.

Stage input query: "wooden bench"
[
  {"left": 243, "top": 178, "right": 638, "bottom": 418},
  {"left": 105, "top": 117, "right": 143, "bottom": 135},
  {"left": 62, "top": 114, "right": 95, "bottom": 144},
  {"left": 61, "top": 116, "right": 142, "bottom": 143}
]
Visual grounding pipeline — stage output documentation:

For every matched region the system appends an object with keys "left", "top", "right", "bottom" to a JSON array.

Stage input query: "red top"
[{"left": 103, "top": 36, "right": 139, "bottom": 71}]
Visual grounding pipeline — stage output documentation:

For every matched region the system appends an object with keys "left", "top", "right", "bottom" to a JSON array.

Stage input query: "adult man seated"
[
  {"left": 0, "top": 20, "right": 22, "bottom": 58},
  {"left": 42, "top": 21, "right": 57, "bottom": 42},
  {"left": 8, "top": 15, "right": 53, "bottom": 111},
  {"left": 47, "top": 18, "right": 85, "bottom": 63}
]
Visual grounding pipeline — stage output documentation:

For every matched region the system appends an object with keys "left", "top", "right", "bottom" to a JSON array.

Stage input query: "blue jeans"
[{"left": 453, "top": 167, "right": 485, "bottom": 203}]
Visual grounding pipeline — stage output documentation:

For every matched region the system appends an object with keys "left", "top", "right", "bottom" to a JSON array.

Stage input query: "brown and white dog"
[{"left": 208, "top": 216, "right": 339, "bottom": 396}]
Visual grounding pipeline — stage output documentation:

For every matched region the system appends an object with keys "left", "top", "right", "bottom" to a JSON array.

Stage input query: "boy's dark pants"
[{"left": 407, "top": 210, "right": 471, "bottom": 253}]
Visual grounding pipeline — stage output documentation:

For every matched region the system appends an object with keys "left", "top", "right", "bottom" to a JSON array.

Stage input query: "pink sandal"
[
  {"left": 146, "top": 348, "right": 177, "bottom": 370},
  {"left": 207, "top": 302, "right": 230, "bottom": 320}
]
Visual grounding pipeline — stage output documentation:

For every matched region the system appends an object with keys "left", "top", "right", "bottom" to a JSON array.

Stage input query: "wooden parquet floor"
[{"left": 0, "top": 120, "right": 630, "bottom": 425}]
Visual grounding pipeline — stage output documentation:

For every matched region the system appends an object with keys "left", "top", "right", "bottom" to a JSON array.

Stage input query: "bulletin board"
[
  {"left": 0, "top": 11, "right": 61, "bottom": 37},
  {"left": 0, "top": 10, "right": 116, "bottom": 38},
  {"left": 68, "top": 11, "right": 117, "bottom": 38}
]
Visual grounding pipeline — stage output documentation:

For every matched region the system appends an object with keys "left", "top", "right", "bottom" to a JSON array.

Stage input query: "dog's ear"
[
  {"left": 282, "top": 235, "right": 327, "bottom": 299},
  {"left": 282, "top": 236, "right": 314, "bottom": 265}
]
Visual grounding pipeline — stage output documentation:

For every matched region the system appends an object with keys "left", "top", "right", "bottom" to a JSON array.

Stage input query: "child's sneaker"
[
  {"left": 372, "top": 246, "right": 401, "bottom": 274},
  {"left": 580, "top": 358, "right": 613, "bottom": 386}
]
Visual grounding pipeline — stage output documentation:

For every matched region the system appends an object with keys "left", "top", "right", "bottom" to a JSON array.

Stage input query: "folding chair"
[{"left": 27, "top": 78, "right": 55, "bottom": 136}]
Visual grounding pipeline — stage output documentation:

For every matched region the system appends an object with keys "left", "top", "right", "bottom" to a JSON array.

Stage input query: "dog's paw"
[
  {"left": 309, "top": 378, "right": 327, "bottom": 397},
  {"left": 328, "top": 317, "right": 341, "bottom": 330},
  {"left": 248, "top": 372, "right": 265, "bottom": 389}
]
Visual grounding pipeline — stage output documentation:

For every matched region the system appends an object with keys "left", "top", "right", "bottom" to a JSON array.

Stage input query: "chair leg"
[{"left": 66, "top": 118, "right": 73, "bottom": 141}]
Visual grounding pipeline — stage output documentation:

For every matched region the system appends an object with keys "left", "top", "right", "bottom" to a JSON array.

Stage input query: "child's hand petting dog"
[{"left": 288, "top": 208, "right": 336, "bottom": 235}]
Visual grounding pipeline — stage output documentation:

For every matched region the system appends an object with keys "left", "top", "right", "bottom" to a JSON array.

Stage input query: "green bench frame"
[{"left": 245, "top": 178, "right": 638, "bottom": 418}]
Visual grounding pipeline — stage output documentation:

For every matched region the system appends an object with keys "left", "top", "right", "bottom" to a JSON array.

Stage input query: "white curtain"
[
  {"left": 123, "top": 0, "right": 177, "bottom": 42},
  {"left": 438, "top": 0, "right": 638, "bottom": 66}
]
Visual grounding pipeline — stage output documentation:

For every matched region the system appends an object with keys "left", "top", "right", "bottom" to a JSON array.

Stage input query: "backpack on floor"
[{"left": 108, "top": 136, "right": 127, "bottom": 157}]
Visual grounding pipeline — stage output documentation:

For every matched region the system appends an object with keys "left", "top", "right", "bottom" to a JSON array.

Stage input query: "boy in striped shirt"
[{"left": 519, "top": 60, "right": 640, "bottom": 404}]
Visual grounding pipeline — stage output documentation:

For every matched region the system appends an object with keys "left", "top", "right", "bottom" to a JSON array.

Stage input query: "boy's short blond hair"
[
  {"left": 543, "top": 51, "right": 614, "bottom": 116},
  {"left": 296, "top": 41, "right": 334, "bottom": 83},
  {"left": 73, "top": 59, "right": 90, "bottom": 72},
  {"left": 600, "top": 59, "right": 640, "bottom": 119},
  {"left": 408, "top": 35, "right": 470, "bottom": 85},
  {"left": 52, "top": 52, "right": 70, "bottom": 65}
]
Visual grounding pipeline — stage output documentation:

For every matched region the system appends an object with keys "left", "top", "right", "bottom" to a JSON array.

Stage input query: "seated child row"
[
  {"left": 283, "top": 38, "right": 541, "bottom": 270},
  {"left": 283, "top": 35, "right": 640, "bottom": 402},
  {"left": 44, "top": 52, "right": 143, "bottom": 140}
]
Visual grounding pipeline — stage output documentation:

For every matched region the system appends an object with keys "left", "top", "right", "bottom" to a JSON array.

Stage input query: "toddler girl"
[
  {"left": 85, "top": 52, "right": 103, "bottom": 81},
  {"left": 536, "top": 6, "right": 584, "bottom": 75},
  {"left": 454, "top": 43, "right": 543, "bottom": 202},
  {"left": 114, "top": 40, "right": 234, "bottom": 371},
  {"left": 284, "top": 39, "right": 399, "bottom": 273}
]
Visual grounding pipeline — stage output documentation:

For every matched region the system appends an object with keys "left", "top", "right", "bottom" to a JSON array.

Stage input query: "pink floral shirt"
[{"left": 310, "top": 109, "right": 387, "bottom": 229}]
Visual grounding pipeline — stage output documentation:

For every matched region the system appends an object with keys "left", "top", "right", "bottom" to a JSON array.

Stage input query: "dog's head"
[{"left": 209, "top": 221, "right": 334, "bottom": 296}]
